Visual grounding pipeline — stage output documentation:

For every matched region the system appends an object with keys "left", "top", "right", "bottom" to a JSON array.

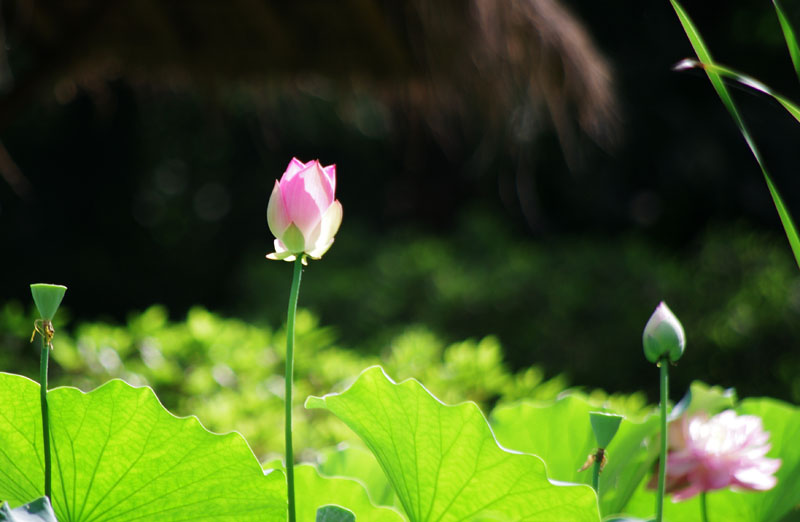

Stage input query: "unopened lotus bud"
[
  {"left": 266, "top": 158, "right": 342, "bottom": 262},
  {"left": 643, "top": 301, "right": 685, "bottom": 363}
]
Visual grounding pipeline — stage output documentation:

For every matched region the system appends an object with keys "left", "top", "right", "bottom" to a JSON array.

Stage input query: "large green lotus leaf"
[
  {"left": 0, "top": 372, "right": 286, "bottom": 521},
  {"left": 306, "top": 366, "right": 599, "bottom": 522},
  {"left": 0, "top": 497, "right": 57, "bottom": 522},
  {"left": 616, "top": 398, "right": 800, "bottom": 522},
  {"left": 295, "top": 464, "right": 404, "bottom": 522},
  {"left": 491, "top": 395, "right": 659, "bottom": 516},
  {"left": 317, "top": 445, "right": 399, "bottom": 508}
]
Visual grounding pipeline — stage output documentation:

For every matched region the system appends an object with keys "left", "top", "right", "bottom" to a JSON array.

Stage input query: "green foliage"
[
  {"left": 238, "top": 218, "right": 800, "bottom": 405},
  {"left": 0, "top": 303, "right": 562, "bottom": 461},
  {"left": 0, "top": 372, "right": 285, "bottom": 521},
  {"left": 491, "top": 394, "right": 660, "bottom": 517},
  {"left": 4, "top": 223, "right": 800, "bottom": 406},
  {"left": 307, "top": 366, "right": 600, "bottom": 522},
  {"left": 294, "top": 465, "right": 403, "bottom": 522},
  {"left": 317, "top": 444, "right": 400, "bottom": 508}
]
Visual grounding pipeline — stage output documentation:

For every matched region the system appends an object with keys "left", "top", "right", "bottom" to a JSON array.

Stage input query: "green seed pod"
[
  {"left": 589, "top": 411, "right": 623, "bottom": 448},
  {"left": 30, "top": 284, "right": 67, "bottom": 321},
  {"left": 642, "top": 301, "right": 685, "bottom": 363}
]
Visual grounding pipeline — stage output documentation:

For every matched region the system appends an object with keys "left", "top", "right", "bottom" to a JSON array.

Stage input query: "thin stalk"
[
  {"left": 38, "top": 328, "right": 51, "bottom": 499},
  {"left": 284, "top": 257, "right": 304, "bottom": 522},
  {"left": 591, "top": 457, "right": 601, "bottom": 494},
  {"left": 700, "top": 491, "right": 709, "bottom": 522},
  {"left": 656, "top": 360, "right": 669, "bottom": 522}
]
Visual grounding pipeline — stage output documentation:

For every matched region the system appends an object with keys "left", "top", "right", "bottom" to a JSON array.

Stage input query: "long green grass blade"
[
  {"left": 673, "top": 59, "right": 800, "bottom": 124},
  {"left": 670, "top": 0, "right": 800, "bottom": 271},
  {"left": 773, "top": 0, "right": 800, "bottom": 84}
]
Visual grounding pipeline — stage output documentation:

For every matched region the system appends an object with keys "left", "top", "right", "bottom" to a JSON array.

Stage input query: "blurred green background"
[{"left": 2, "top": 0, "right": 800, "bottom": 411}]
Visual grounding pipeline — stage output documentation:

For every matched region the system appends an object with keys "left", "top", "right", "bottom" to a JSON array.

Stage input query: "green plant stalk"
[
  {"left": 284, "top": 256, "right": 304, "bottom": 522},
  {"left": 656, "top": 359, "right": 668, "bottom": 522},
  {"left": 591, "top": 457, "right": 601, "bottom": 494},
  {"left": 38, "top": 330, "right": 51, "bottom": 499},
  {"left": 701, "top": 491, "right": 709, "bottom": 522}
]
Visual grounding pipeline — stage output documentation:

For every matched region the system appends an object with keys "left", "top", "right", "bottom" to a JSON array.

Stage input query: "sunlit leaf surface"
[
  {"left": 491, "top": 395, "right": 659, "bottom": 517},
  {"left": 295, "top": 464, "right": 405, "bottom": 522},
  {"left": 317, "top": 445, "right": 399, "bottom": 508},
  {"left": 0, "top": 372, "right": 285, "bottom": 521},
  {"left": 307, "top": 366, "right": 599, "bottom": 522}
]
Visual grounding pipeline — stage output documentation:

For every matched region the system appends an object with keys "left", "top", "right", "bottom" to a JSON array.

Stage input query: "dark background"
[{"left": 2, "top": 0, "right": 800, "bottom": 402}]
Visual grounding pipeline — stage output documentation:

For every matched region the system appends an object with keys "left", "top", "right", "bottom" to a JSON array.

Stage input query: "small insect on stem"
[
  {"left": 578, "top": 448, "right": 608, "bottom": 473},
  {"left": 30, "top": 319, "right": 55, "bottom": 350}
]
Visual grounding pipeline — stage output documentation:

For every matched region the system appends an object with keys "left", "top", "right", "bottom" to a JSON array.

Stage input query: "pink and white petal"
[
  {"left": 670, "top": 483, "right": 704, "bottom": 502},
  {"left": 755, "top": 457, "right": 782, "bottom": 476},
  {"left": 304, "top": 215, "right": 324, "bottom": 251},
  {"left": 282, "top": 157, "right": 309, "bottom": 182},
  {"left": 322, "top": 163, "right": 336, "bottom": 194},
  {"left": 318, "top": 200, "right": 343, "bottom": 245},
  {"left": 303, "top": 161, "right": 334, "bottom": 207},
  {"left": 266, "top": 239, "right": 296, "bottom": 261},
  {"left": 281, "top": 168, "right": 326, "bottom": 237},
  {"left": 666, "top": 453, "right": 698, "bottom": 476},
  {"left": 267, "top": 181, "right": 291, "bottom": 237},
  {"left": 733, "top": 467, "right": 778, "bottom": 490},
  {"left": 305, "top": 201, "right": 341, "bottom": 258},
  {"left": 307, "top": 238, "right": 335, "bottom": 259}
]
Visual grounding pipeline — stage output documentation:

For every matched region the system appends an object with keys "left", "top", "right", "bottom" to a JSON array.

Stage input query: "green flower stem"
[
  {"left": 38, "top": 326, "right": 51, "bottom": 499},
  {"left": 591, "top": 457, "right": 601, "bottom": 494},
  {"left": 284, "top": 256, "right": 304, "bottom": 522},
  {"left": 656, "top": 359, "right": 669, "bottom": 522},
  {"left": 701, "top": 491, "right": 709, "bottom": 522}
]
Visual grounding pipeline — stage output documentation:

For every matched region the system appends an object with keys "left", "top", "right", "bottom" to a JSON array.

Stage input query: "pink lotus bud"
[
  {"left": 662, "top": 410, "right": 781, "bottom": 501},
  {"left": 266, "top": 158, "right": 342, "bottom": 262}
]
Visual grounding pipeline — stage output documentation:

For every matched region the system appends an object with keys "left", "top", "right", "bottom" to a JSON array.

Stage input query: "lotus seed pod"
[{"left": 30, "top": 284, "right": 67, "bottom": 321}]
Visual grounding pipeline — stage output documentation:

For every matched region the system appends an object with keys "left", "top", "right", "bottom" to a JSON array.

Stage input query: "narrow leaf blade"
[
  {"left": 673, "top": 59, "right": 800, "bottom": 124},
  {"left": 773, "top": 0, "right": 800, "bottom": 84},
  {"left": 670, "top": 0, "right": 800, "bottom": 271}
]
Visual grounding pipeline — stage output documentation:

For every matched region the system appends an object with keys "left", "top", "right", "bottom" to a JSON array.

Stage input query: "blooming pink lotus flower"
[
  {"left": 267, "top": 158, "right": 342, "bottom": 262},
  {"left": 663, "top": 410, "right": 781, "bottom": 501}
]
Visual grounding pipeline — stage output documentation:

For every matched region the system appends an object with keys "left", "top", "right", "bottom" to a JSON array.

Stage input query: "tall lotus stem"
[
  {"left": 642, "top": 301, "right": 685, "bottom": 522},
  {"left": 284, "top": 257, "right": 303, "bottom": 522},
  {"left": 700, "top": 491, "right": 709, "bottom": 522},
  {"left": 37, "top": 323, "right": 52, "bottom": 498},
  {"left": 656, "top": 359, "right": 669, "bottom": 522},
  {"left": 30, "top": 283, "right": 67, "bottom": 499}
]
